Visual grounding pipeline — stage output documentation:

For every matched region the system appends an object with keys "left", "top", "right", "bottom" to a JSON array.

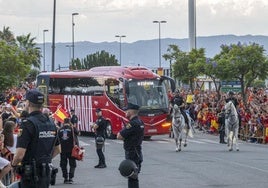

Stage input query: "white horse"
[
  {"left": 224, "top": 101, "right": 239, "bottom": 151},
  {"left": 172, "top": 104, "right": 190, "bottom": 152}
]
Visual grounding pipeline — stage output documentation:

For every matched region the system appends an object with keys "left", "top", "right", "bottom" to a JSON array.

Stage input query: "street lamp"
[
  {"left": 153, "top": 20, "right": 167, "bottom": 68},
  {"left": 72, "top": 12, "right": 79, "bottom": 63},
  {"left": 43, "top": 29, "right": 49, "bottom": 71},
  {"left": 115, "top": 35, "right": 126, "bottom": 65},
  {"left": 51, "top": 0, "right": 56, "bottom": 72}
]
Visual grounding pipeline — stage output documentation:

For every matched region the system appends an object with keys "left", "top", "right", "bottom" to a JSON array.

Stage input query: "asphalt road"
[{"left": 52, "top": 130, "right": 268, "bottom": 188}]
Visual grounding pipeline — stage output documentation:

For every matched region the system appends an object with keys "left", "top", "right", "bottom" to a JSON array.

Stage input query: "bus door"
[{"left": 105, "top": 78, "right": 126, "bottom": 109}]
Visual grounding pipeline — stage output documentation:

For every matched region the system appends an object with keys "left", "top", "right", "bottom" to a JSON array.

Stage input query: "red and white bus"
[{"left": 36, "top": 66, "right": 175, "bottom": 139}]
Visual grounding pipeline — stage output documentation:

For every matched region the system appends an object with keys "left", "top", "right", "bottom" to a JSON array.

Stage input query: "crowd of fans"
[{"left": 176, "top": 87, "right": 268, "bottom": 144}]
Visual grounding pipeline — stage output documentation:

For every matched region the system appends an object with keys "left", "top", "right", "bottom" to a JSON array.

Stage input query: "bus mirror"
[
  {"left": 119, "top": 77, "right": 129, "bottom": 95},
  {"left": 160, "top": 75, "right": 175, "bottom": 92},
  {"left": 125, "top": 80, "right": 129, "bottom": 95}
]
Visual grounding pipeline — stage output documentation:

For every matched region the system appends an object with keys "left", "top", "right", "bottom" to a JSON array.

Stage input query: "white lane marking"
[
  {"left": 111, "top": 140, "right": 123, "bottom": 144},
  {"left": 79, "top": 140, "right": 90, "bottom": 146},
  {"left": 160, "top": 138, "right": 206, "bottom": 144},
  {"left": 156, "top": 141, "right": 170, "bottom": 144},
  {"left": 188, "top": 140, "right": 206, "bottom": 144},
  {"left": 199, "top": 139, "right": 219, "bottom": 144}
]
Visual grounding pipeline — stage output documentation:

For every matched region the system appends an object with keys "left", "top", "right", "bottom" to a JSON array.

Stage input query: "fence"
[{"left": 239, "top": 123, "right": 268, "bottom": 144}]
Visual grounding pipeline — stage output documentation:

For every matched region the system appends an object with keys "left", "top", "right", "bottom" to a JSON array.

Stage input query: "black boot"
[{"left": 68, "top": 168, "right": 75, "bottom": 184}]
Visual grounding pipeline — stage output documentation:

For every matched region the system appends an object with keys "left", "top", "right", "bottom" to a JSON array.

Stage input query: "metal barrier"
[{"left": 239, "top": 123, "right": 267, "bottom": 144}]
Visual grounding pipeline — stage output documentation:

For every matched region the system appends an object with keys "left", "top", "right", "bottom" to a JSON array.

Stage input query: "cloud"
[{"left": 1, "top": 0, "right": 268, "bottom": 43}]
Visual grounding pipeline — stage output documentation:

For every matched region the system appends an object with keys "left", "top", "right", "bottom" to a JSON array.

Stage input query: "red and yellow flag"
[{"left": 53, "top": 105, "right": 69, "bottom": 123}]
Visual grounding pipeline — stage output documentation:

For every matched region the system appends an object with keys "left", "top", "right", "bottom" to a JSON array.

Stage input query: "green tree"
[
  {"left": 163, "top": 45, "right": 206, "bottom": 91},
  {"left": 71, "top": 50, "right": 119, "bottom": 70},
  {"left": 0, "top": 26, "right": 16, "bottom": 45},
  {"left": 0, "top": 27, "right": 41, "bottom": 92},
  {"left": 0, "top": 41, "right": 31, "bottom": 92},
  {"left": 16, "top": 33, "right": 41, "bottom": 69},
  {"left": 213, "top": 42, "right": 268, "bottom": 102}
]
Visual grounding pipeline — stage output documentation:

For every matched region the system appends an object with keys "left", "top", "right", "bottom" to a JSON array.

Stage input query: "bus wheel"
[{"left": 106, "top": 122, "right": 116, "bottom": 139}]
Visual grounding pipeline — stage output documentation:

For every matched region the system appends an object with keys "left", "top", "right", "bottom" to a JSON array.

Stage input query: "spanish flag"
[{"left": 53, "top": 105, "right": 69, "bottom": 123}]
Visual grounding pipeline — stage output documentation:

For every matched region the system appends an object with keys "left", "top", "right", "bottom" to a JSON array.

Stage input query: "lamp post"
[
  {"left": 153, "top": 20, "right": 167, "bottom": 68},
  {"left": 72, "top": 12, "right": 79, "bottom": 63},
  {"left": 51, "top": 0, "right": 56, "bottom": 71},
  {"left": 115, "top": 35, "right": 126, "bottom": 65},
  {"left": 43, "top": 29, "right": 49, "bottom": 71}
]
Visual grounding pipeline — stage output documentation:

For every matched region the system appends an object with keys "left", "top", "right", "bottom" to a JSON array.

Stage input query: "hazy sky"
[{"left": 0, "top": 0, "right": 268, "bottom": 43}]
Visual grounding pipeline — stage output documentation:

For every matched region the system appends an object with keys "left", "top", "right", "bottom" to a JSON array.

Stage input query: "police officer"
[
  {"left": 58, "top": 118, "right": 79, "bottom": 184},
  {"left": 11, "top": 89, "right": 61, "bottom": 188},
  {"left": 117, "top": 103, "right": 144, "bottom": 188},
  {"left": 218, "top": 109, "right": 227, "bottom": 144},
  {"left": 225, "top": 91, "right": 241, "bottom": 128},
  {"left": 92, "top": 108, "right": 107, "bottom": 168},
  {"left": 70, "top": 109, "right": 78, "bottom": 128},
  {"left": 171, "top": 90, "right": 189, "bottom": 126},
  {"left": 225, "top": 91, "right": 239, "bottom": 108}
]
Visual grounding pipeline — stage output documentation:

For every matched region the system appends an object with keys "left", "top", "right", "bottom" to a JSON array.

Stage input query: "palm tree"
[
  {"left": 16, "top": 33, "right": 41, "bottom": 69},
  {"left": 0, "top": 26, "right": 16, "bottom": 45}
]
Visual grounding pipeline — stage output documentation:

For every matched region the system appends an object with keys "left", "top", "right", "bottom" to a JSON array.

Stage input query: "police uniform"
[
  {"left": 70, "top": 109, "right": 78, "bottom": 127},
  {"left": 57, "top": 119, "right": 79, "bottom": 183},
  {"left": 225, "top": 91, "right": 241, "bottom": 127},
  {"left": 94, "top": 108, "right": 107, "bottom": 168},
  {"left": 15, "top": 89, "right": 59, "bottom": 188},
  {"left": 218, "top": 110, "right": 226, "bottom": 144},
  {"left": 119, "top": 103, "right": 144, "bottom": 188},
  {"left": 226, "top": 97, "right": 239, "bottom": 108}
]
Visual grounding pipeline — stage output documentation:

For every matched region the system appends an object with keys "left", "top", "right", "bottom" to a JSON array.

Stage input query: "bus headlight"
[{"left": 162, "top": 122, "right": 171, "bottom": 128}]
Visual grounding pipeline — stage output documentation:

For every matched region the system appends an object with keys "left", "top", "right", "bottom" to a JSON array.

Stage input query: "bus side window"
[{"left": 106, "top": 79, "right": 122, "bottom": 107}]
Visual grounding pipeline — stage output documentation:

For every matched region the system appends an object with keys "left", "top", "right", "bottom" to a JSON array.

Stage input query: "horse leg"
[
  {"left": 178, "top": 138, "right": 182, "bottom": 151},
  {"left": 229, "top": 131, "right": 233, "bottom": 151},
  {"left": 184, "top": 128, "right": 188, "bottom": 147},
  {"left": 175, "top": 137, "right": 179, "bottom": 152},
  {"left": 173, "top": 126, "right": 180, "bottom": 152},
  {"left": 225, "top": 124, "right": 230, "bottom": 147},
  {"left": 235, "top": 128, "right": 239, "bottom": 151}
]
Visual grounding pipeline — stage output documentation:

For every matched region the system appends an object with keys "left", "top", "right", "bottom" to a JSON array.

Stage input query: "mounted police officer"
[
  {"left": 11, "top": 89, "right": 61, "bottom": 188},
  {"left": 225, "top": 90, "right": 241, "bottom": 128},
  {"left": 225, "top": 91, "right": 239, "bottom": 108},
  {"left": 92, "top": 108, "right": 107, "bottom": 168},
  {"left": 117, "top": 103, "right": 144, "bottom": 188},
  {"left": 171, "top": 90, "right": 189, "bottom": 127}
]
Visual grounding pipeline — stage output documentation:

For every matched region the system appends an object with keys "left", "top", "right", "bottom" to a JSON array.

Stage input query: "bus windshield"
[{"left": 127, "top": 79, "right": 169, "bottom": 111}]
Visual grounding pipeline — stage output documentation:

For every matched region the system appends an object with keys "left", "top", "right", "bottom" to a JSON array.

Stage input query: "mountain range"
[{"left": 39, "top": 35, "right": 268, "bottom": 71}]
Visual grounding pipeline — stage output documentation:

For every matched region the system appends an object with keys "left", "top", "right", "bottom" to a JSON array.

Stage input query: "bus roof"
[
  {"left": 38, "top": 66, "right": 159, "bottom": 79},
  {"left": 90, "top": 66, "right": 158, "bottom": 79},
  {"left": 38, "top": 70, "right": 92, "bottom": 78}
]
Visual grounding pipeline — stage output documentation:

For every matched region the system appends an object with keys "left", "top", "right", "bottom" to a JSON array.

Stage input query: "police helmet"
[
  {"left": 96, "top": 136, "right": 105, "bottom": 144},
  {"left": 174, "top": 89, "right": 180, "bottom": 94},
  {"left": 228, "top": 91, "right": 234, "bottom": 96},
  {"left": 118, "top": 159, "right": 138, "bottom": 178}
]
